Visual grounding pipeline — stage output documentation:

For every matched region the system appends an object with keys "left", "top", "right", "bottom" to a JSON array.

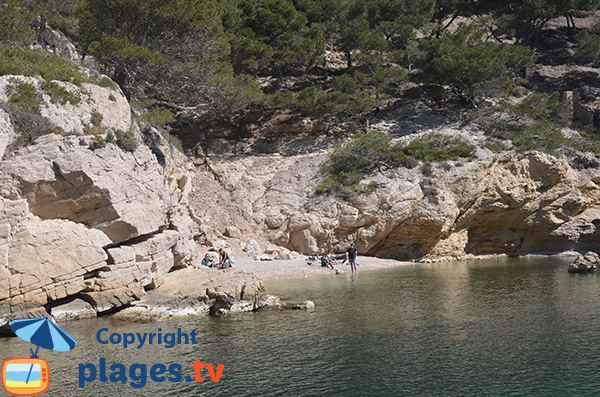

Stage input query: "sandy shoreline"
[{"left": 231, "top": 255, "right": 416, "bottom": 280}]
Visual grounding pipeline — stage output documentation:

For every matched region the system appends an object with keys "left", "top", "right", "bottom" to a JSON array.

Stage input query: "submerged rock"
[{"left": 290, "top": 300, "right": 315, "bottom": 310}]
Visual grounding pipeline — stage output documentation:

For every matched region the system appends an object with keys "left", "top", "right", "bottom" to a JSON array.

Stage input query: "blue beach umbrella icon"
[{"left": 9, "top": 318, "right": 77, "bottom": 384}]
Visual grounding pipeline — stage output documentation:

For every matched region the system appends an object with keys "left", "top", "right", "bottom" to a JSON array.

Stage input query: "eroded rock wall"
[
  {"left": 0, "top": 72, "right": 205, "bottom": 327},
  {"left": 0, "top": 132, "right": 201, "bottom": 327},
  {"left": 207, "top": 150, "right": 600, "bottom": 261}
]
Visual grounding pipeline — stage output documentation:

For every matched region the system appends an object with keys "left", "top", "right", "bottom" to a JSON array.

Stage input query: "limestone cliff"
[
  {"left": 201, "top": 132, "right": 600, "bottom": 261},
  {"left": 0, "top": 75, "right": 265, "bottom": 330}
]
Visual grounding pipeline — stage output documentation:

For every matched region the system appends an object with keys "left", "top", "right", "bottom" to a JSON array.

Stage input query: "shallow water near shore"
[{"left": 1, "top": 256, "right": 599, "bottom": 396}]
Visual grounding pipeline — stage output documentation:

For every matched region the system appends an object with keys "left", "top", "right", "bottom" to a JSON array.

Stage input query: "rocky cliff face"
[
  {"left": 0, "top": 130, "right": 201, "bottom": 326},
  {"left": 0, "top": 74, "right": 270, "bottom": 329},
  {"left": 204, "top": 132, "right": 600, "bottom": 261}
]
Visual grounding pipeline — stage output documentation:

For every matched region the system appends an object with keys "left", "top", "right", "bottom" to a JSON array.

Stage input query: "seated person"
[
  {"left": 327, "top": 251, "right": 338, "bottom": 265},
  {"left": 218, "top": 248, "right": 231, "bottom": 269},
  {"left": 201, "top": 253, "right": 214, "bottom": 268},
  {"left": 320, "top": 254, "right": 334, "bottom": 269}
]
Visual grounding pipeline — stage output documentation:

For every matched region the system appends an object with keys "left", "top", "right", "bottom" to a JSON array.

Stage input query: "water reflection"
[{"left": 1, "top": 257, "right": 599, "bottom": 396}]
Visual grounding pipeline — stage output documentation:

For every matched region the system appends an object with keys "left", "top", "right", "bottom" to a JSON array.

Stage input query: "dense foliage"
[
  {"left": 77, "top": 0, "right": 238, "bottom": 110},
  {"left": 318, "top": 130, "right": 474, "bottom": 194},
  {"left": 410, "top": 23, "right": 536, "bottom": 98},
  {"left": 3, "top": 0, "right": 599, "bottom": 115},
  {"left": 3, "top": 0, "right": 600, "bottom": 174},
  {"left": 466, "top": 92, "right": 573, "bottom": 154}
]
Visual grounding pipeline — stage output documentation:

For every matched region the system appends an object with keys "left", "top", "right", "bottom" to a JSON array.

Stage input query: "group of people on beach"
[
  {"left": 309, "top": 243, "right": 358, "bottom": 274},
  {"left": 201, "top": 248, "right": 232, "bottom": 269},
  {"left": 199, "top": 243, "right": 359, "bottom": 274}
]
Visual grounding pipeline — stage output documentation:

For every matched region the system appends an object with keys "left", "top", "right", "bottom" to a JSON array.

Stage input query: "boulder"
[
  {"left": 244, "top": 239, "right": 262, "bottom": 255},
  {"left": 2, "top": 135, "right": 170, "bottom": 244},
  {"left": 568, "top": 252, "right": 600, "bottom": 273},
  {"left": 51, "top": 298, "right": 96, "bottom": 321},
  {"left": 112, "top": 267, "right": 267, "bottom": 320},
  {"left": 224, "top": 226, "right": 242, "bottom": 238},
  {"left": 262, "top": 295, "right": 283, "bottom": 309},
  {"left": 290, "top": 300, "right": 315, "bottom": 310}
]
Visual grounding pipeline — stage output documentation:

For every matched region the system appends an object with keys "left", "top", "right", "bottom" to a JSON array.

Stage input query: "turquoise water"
[{"left": 1, "top": 257, "right": 599, "bottom": 396}]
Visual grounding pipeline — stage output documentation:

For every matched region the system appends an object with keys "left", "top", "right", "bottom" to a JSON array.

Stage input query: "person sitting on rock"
[
  {"left": 218, "top": 248, "right": 231, "bottom": 269},
  {"left": 201, "top": 253, "right": 214, "bottom": 268}
]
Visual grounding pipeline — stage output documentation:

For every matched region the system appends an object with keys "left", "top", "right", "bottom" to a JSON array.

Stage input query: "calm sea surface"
[{"left": 1, "top": 257, "right": 599, "bottom": 396}]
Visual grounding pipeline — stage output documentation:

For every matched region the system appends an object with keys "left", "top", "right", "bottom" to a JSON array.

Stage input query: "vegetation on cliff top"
[
  {"left": 4, "top": 0, "right": 593, "bottom": 114},
  {"left": 317, "top": 130, "right": 475, "bottom": 195},
  {"left": 2, "top": 0, "right": 600, "bottom": 173}
]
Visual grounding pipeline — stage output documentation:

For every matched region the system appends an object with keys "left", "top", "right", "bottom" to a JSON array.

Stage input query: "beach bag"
[{"left": 229, "top": 256, "right": 235, "bottom": 264}]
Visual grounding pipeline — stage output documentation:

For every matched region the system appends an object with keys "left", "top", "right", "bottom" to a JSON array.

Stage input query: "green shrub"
[
  {"left": 8, "top": 81, "right": 42, "bottom": 110},
  {"left": 0, "top": 46, "right": 86, "bottom": 84},
  {"left": 467, "top": 92, "right": 572, "bottom": 154},
  {"left": 90, "top": 110, "right": 103, "bottom": 127},
  {"left": 322, "top": 131, "right": 408, "bottom": 176},
  {"left": 41, "top": 81, "right": 80, "bottom": 105},
  {"left": 569, "top": 152, "right": 600, "bottom": 169},
  {"left": 88, "top": 134, "right": 107, "bottom": 150},
  {"left": 162, "top": 131, "right": 183, "bottom": 153},
  {"left": 319, "top": 130, "right": 472, "bottom": 195},
  {"left": 405, "top": 133, "right": 475, "bottom": 161},
  {"left": 316, "top": 172, "right": 377, "bottom": 195},
  {"left": 410, "top": 22, "right": 535, "bottom": 97},
  {"left": 483, "top": 138, "right": 508, "bottom": 153},
  {"left": 366, "top": 68, "right": 409, "bottom": 97},
  {"left": 3, "top": 103, "right": 64, "bottom": 148},
  {"left": 105, "top": 130, "right": 115, "bottom": 144},
  {"left": 271, "top": 85, "right": 376, "bottom": 114},
  {"left": 2, "top": 80, "right": 67, "bottom": 148},
  {"left": 422, "top": 161, "right": 433, "bottom": 177},
  {"left": 576, "top": 23, "right": 600, "bottom": 64},
  {"left": 512, "top": 92, "right": 571, "bottom": 124},
  {"left": 96, "top": 76, "right": 119, "bottom": 90},
  {"left": 270, "top": 68, "right": 407, "bottom": 114},
  {"left": 114, "top": 130, "right": 138, "bottom": 152},
  {"left": 138, "top": 107, "right": 175, "bottom": 126}
]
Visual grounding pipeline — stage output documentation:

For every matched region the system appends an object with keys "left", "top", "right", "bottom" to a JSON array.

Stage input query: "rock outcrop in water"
[
  {"left": 112, "top": 267, "right": 267, "bottom": 320},
  {"left": 568, "top": 251, "right": 599, "bottom": 273}
]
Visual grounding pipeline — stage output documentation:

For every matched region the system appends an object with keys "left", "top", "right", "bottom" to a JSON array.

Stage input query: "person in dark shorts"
[
  {"left": 347, "top": 243, "right": 358, "bottom": 273},
  {"left": 218, "top": 248, "right": 231, "bottom": 269}
]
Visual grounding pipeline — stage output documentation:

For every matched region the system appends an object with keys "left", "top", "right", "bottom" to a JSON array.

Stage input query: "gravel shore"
[{"left": 231, "top": 255, "right": 416, "bottom": 280}]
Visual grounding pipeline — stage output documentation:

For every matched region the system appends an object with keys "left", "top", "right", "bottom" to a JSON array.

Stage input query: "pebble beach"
[{"left": 232, "top": 255, "right": 417, "bottom": 280}]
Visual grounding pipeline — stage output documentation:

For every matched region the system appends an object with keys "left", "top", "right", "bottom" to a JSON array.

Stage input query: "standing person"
[
  {"left": 218, "top": 248, "right": 230, "bottom": 269},
  {"left": 347, "top": 243, "right": 358, "bottom": 274}
]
